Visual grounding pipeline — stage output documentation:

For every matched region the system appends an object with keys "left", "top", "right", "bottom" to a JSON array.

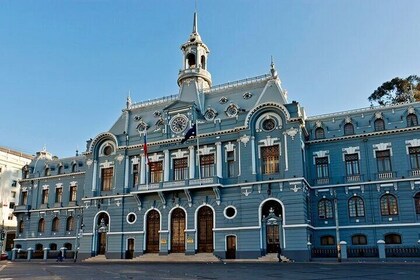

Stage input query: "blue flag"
[{"left": 181, "top": 123, "right": 196, "bottom": 143}]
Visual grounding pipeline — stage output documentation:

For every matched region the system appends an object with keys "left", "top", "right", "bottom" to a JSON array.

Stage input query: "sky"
[{"left": 0, "top": 0, "right": 419, "bottom": 158}]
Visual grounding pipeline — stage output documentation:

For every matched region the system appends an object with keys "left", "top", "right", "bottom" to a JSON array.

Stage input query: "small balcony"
[
  {"left": 315, "top": 178, "right": 330, "bottom": 185},
  {"left": 345, "top": 174, "right": 363, "bottom": 183},
  {"left": 14, "top": 204, "right": 31, "bottom": 212},
  {"left": 376, "top": 171, "right": 396, "bottom": 180},
  {"left": 409, "top": 169, "right": 420, "bottom": 177},
  {"left": 135, "top": 176, "right": 220, "bottom": 192}
]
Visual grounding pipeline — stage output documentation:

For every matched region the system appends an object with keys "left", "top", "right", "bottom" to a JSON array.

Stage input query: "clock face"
[{"left": 170, "top": 115, "right": 188, "bottom": 133}]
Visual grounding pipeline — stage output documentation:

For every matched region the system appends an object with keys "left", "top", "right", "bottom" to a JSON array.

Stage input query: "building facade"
[
  {"left": 14, "top": 13, "right": 420, "bottom": 262},
  {"left": 0, "top": 146, "right": 32, "bottom": 254}
]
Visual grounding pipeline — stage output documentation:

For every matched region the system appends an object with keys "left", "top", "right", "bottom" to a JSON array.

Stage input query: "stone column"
[
  {"left": 92, "top": 160, "right": 98, "bottom": 193},
  {"left": 377, "top": 240, "right": 386, "bottom": 259},
  {"left": 140, "top": 155, "right": 146, "bottom": 184},
  {"left": 216, "top": 142, "right": 222, "bottom": 178},
  {"left": 164, "top": 150, "right": 170, "bottom": 181},
  {"left": 251, "top": 136, "right": 256, "bottom": 174},
  {"left": 124, "top": 156, "right": 129, "bottom": 189},
  {"left": 189, "top": 146, "right": 195, "bottom": 179}
]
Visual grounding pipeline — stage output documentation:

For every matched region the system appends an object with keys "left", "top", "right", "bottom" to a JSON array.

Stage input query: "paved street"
[{"left": 1, "top": 261, "right": 420, "bottom": 280}]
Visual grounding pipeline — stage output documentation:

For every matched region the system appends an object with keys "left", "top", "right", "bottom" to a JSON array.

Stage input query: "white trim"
[
  {"left": 194, "top": 203, "right": 216, "bottom": 251},
  {"left": 213, "top": 226, "right": 260, "bottom": 231},
  {"left": 224, "top": 234, "right": 238, "bottom": 251},
  {"left": 107, "top": 231, "right": 144, "bottom": 235},
  {"left": 167, "top": 206, "right": 188, "bottom": 252},
  {"left": 126, "top": 212, "right": 137, "bottom": 225},
  {"left": 258, "top": 198, "right": 286, "bottom": 249},
  {"left": 143, "top": 207, "right": 162, "bottom": 251},
  {"left": 223, "top": 205, "right": 237, "bottom": 220},
  {"left": 14, "top": 236, "right": 76, "bottom": 241}
]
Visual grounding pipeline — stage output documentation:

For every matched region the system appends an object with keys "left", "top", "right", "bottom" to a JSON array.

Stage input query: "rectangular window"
[
  {"left": 11, "top": 191, "right": 16, "bottom": 198},
  {"left": 345, "top": 154, "right": 360, "bottom": 175},
  {"left": 55, "top": 187, "right": 63, "bottom": 203},
  {"left": 376, "top": 150, "right": 391, "bottom": 172},
  {"left": 9, "top": 202, "right": 15, "bottom": 209},
  {"left": 261, "top": 145, "right": 279, "bottom": 174},
  {"left": 101, "top": 167, "right": 113, "bottom": 191},
  {"left": 200, "top": 154, "right": 215, "bottom": 178},
  {"left": 21, "top": 191, "right": 28, "bottom": 205},
  {"left": 174, "top": 158, "right": 188, "bottom": 181},
  {"left": 315, "top": 157, "right": 329, "bottom": 178},
  {"left": 42, "top": 189, "right": 49, "bottom": 204},
  {"left": 133, "top": 163, "right": 139, "bottom": 186},
  {"left": 70, "top": 186, "right": 77, "bottom": 202},
  {"left": 150, "top": 161, "right": 163, "bottom": 183},
  {"left": 11, "top": 180, "right": 17, "bottom": 187},
  {"left": 227, "top": 151, "right": 235, "bottom": 178},
  {"left": 409, "top": 146, "right": 420, "bottom": 170}
]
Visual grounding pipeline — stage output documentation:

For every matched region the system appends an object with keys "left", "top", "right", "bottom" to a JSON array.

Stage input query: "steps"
[
  {"left": 257, "top": 253, "right": 292, "bottom": 263},
  {"left": 83, "top": 255, "right": 108, "bottom": 262},
  {"left": 134, "top": 253, "right": 221, "bottom": 263}
]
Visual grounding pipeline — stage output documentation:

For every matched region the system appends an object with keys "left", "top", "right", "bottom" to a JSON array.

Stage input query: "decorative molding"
[{"left": 285, "top": 127, "right": 298, "bottom": 140}]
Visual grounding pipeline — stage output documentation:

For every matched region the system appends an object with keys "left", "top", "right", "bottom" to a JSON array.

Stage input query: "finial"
[
  {"left": 270, "top": 56, "right": 278, "bottom": 78},
  {"left": 126, "top": 90, "right": 132, "bottom": 109},
  {"left": 193, "top": 12, "right": 198, "bottom": 34}
]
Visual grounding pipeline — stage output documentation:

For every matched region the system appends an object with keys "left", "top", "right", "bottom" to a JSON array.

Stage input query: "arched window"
[
  {"left": 374, "top": 119, "right": 385, "bottom": 131},
  {"left": 318, "top": 199, "right": 333, "bottom": 219},
  {"left": 49, "top": 243, "right": 57, "bottom": 250},
  {"left": 407, "top": 113, "right": 418, "bottom": 127},
  {"left": 71, "top": 163, "right": 77, "bottom": 173},
  {"left": 414, "top": 192, "right": 420, "bottom": 214},
  {"left": 201, "top": 55, "right": 206, "bottom": 69},
  {"left": 57, "top": 165, "right": 63, "bottom": 175},
  {"left": 35, "top": 244, "right": 43, "bottom": 251},
  {"left": 384, "top": 233, "right": 402, "bottom": 244},
  {"left": 38, "top": 218, "right": 45, "bottom": 233},
  {"left": 64, "top": 243, "right": 72, "bottom": 250},
  {"left": 352, "top": 234, "right": 367, "bottom": 245},
  {"left": 348, "top": 196, "right": 365, "bottom": 217},
  {"left": 186, "top": 53, "right": 196, "bottom": 68},
  {"left": 44, "top": 167, "right": 50, "bottom": 176},
  {"left": 66, "top": 216, "right": 75, "bottom": 231},
  {"left": 380, "top": 194, "right": 398, "bottom": 216},
  {"left": 344, "top": 123, "right": 354, "bottom": 135},
  {"left": 315, "top": 127, "right": 325, "bottom": 139},
  {"left": 52, "top": 217, "right": 60, "bottom": 232},
  {"left": 320, "top": 235, "right": 335, "bottom": 245}
]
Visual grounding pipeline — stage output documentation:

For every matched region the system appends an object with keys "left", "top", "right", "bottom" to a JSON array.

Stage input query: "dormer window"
[
  {"left": 226, "top": 104, "right": 238, "bottom": 117},
  {"left": 104, "top": 146, "right": 113, "bottom": 156},
  {"left": 315, "top": 127, "right": 325, "bottom": 139},
  {"left": 407, "top": 113, "right": 418, "bottom": 127},
  {"left": 44, "top": 167, "right": 50, "bottom": 177},
  {"left": 204, "top": 108, "right": 217, "bottom": 121},
  {"left": 374, "top": 119, "right": 385, "bottom": 131},
  {"left": 57, "top": 165, "right": 63, "bottom": 175},
  {"left": 344, "top": 123, "right": 354, "bottom": 135}
]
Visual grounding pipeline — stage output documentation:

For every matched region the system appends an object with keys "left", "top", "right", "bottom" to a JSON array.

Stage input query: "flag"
[
  {"left": 143, "top": 132, "right": 149, "bottom": 165},
  {"left": 181, "top": 123, "right": 196, "bottom": 143}
]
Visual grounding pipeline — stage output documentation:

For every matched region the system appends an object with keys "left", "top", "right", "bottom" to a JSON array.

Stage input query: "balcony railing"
[
  {"left": 376, "top": 171, "right": 396, "bottom": 180},
  {"left": 410, "top": 169, "right": 420, "bottom": 177},
  {"left": 315, "top": 178, "right": 330, "bottom": 185},
  {"left": 136, "top": 176, "right": 220, "bottom": 191},
  {"left": 311, "top": 247, "right": 338, "bottom": 258},
  {"left": 14, "top": 204, "right": 31, "bottom": 212},
  {"left": 345, "top": 174, "right": 363, "bottom": 183},
  {"left": 385, "top": 246, "right": 420, "bottom": 258},
  {"left": 347, "top": 246, "right": 379, "bottom": 258}
]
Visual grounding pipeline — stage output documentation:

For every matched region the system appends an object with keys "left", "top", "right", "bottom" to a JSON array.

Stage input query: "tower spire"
[{"left": 193, "top": 11, "right": 198, "bottom": 34}]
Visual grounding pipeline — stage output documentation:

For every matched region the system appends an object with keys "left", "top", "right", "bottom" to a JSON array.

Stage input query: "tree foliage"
[{"left": 368, "top": 75, "right": 420, "bottom": 106}]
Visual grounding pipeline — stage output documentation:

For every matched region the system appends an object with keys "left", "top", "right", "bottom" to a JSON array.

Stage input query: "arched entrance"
[
  {"left": 96, "top": 212, "right": 109, "bottom": 255},
  {"left": 261, "top": 200, "right": 283, "bottom": 254},
  {"left": 197, "top": 206, "right": 214, "bottom": 253},
  {"left": 171, "top": 208, "right": 186, "bottom": 253},
  {"left": 146, "top": 210, "right": 160, "bottom": 253}
]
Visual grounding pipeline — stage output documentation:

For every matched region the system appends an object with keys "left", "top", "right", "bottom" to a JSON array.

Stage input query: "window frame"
[
  {"left": 351, "top": 234, "right": 367, "bottom": 245},
  {"left": 376, "top": 150, "right": 392, "bottom": 173},
  {"left": 407, "top": 113, "right": 418, "bottom": 127},
  {"left": 150, "top": 161, "right": 163, "bottom": 183},
  {"left": 374, "top": 118, "right": 385, "bottom": 131},
  {"left": 51, "top": 217, "right": 60, "bottom": 232},
  {"left": 384, "top": 233, "right": 402, "bottom": 244},
  {"left": 344, "top": 123, "right": 354, "bottom": 135},
  {"left": 414, "top": 192, "right": 420, "bottom": 214},
  {"left": 318, "top": 198, "right": 333, "bottom": 219},
  {"left": 315, "top": 157, "right": 329, "bottom": 179},
  {"left": 320, "top": 235, "right": 335, "bottom": 246},
  {"left": 200, "top": 154, "right": 215, "bottom": 178},
  {"left": 380, "top": 194, "right": 399, "bottom": 216},
  {"left": 345, "top": 153, "right": 360, "bottom": 176},
  {"left": 409, "top": 146, "right": 420, "bottom": 170},
  {"left": 101, "top": 167, "right": 114, "bottom": 191},
  {"left": 173, "top": 157, "right": 188, "bottom": 181},
  {"left": 261, "top": 145, "right": 279, "bottom": 175},
  {"left": 348, "top": 196, "right": 365, "bottom": 218},
  {"left": 38, "top": 218, "right": 45, "bottom": 233}
]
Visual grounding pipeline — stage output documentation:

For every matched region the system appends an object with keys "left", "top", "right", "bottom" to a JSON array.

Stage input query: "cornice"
[{"left": 19, "top": 171, "right": 86, "bottom": 183}]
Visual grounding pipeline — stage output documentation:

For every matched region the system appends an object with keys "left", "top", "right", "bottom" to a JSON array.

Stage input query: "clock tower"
[{"left": 177, "top": 12, "right": 212, "bottom": 90}]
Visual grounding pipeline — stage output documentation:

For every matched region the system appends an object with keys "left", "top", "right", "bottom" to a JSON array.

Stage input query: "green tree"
[{"left": 368, "top": 75, "right": 420, "bottom": 106}]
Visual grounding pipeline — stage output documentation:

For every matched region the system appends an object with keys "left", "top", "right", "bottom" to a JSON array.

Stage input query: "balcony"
[
  {"left": 14, "top": 204, "right": 31, "bottom": 212},
  {"left": 315, "top": 178, "right": 330, "bottom": 185},
  {"left": 410, "top": 169, "right": 420, "bottom": 177},
  {"left": 345, "top": 174, "right": 363, "bottom": 183},
  {"left": 376, "top": 171, "right": 396, "bottom": 180},
  {"left": 135, "top": 176, "right": 220, "bottom": 192}
]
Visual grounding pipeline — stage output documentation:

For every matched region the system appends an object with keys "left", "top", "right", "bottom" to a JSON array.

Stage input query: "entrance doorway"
[
  {"left": 226, "top": 236, "right": 236, "bottom": 259},
  {"left": 171, "top": 208, "right": 186, "bottom": 253},
  {"left": 146, "top": 210, "right": 160, "bottom": 253},
  {"left": 197, "top": 206, "right": 214, "bottom": 253},
  {"left": 96, "top": 212, "right": 109, "bottom": 255},
  {"left": 261, "top": 200, "right": 283, "bottom": 254},
  {"left": 126, "top": 238, "right": 134, "bottom": 259}
]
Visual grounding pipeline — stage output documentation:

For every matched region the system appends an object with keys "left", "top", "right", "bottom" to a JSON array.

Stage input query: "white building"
[{"left": 0, "top": 146, "right": 32, "bottom": 253}]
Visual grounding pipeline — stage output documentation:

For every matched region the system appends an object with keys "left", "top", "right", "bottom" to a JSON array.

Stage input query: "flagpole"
[
  {"left": 143, "top": 129, "right": 149, "bottom": 189},
  {"left": 196, "top": 121, "right": 202, "bottom": 185}
]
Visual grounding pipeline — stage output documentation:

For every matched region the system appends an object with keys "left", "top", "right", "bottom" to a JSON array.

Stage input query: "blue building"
[{"left": 13, "top": 13, "right": 420, "bottom": 262}]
